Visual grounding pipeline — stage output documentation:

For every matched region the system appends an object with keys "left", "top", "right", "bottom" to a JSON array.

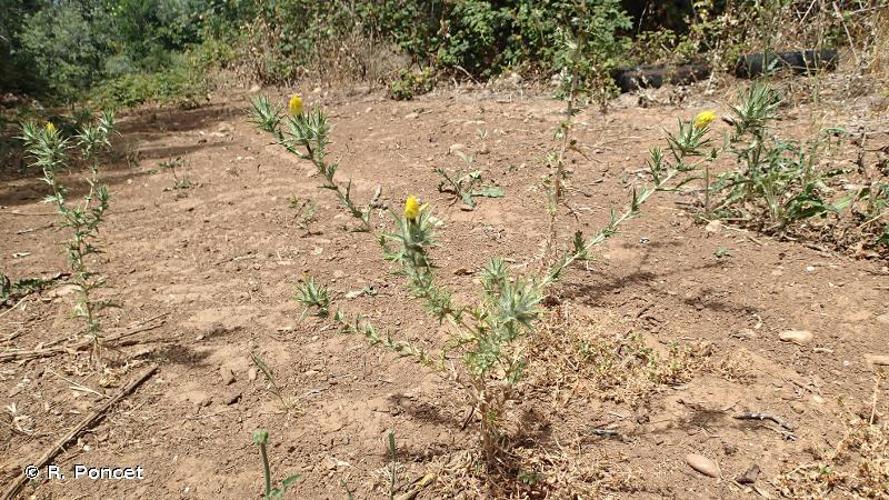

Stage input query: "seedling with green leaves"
[
  {"left": 435, "top": 157, "right": 504, "bottom": 209},
  {"left": 294, "top": 276, "right": 330, "bottom": 320},
  {"left": 158, "top": 157, "right": 193, "bottom": 191},
  {"left": 288, "top": 195, "right": 318, "bottom": 235},
  {"left": 252, "top": 430, "right": 300, "bottom": 499},
  {"left": 250, "top": 351, "right": 292, "bottom": 410},
  {"left": 19, "top": 112, "right": 115, "bottom": 361}
]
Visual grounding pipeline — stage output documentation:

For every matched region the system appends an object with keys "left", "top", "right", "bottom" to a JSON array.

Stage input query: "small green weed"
[
  {"left": 435, "top": 161, "right": 504, "bottom": 209},
  {"left": 252, "top": 430, "right": 300, "bottom": 499},
  {"left": 288, "top": 196, "right": 318, "bottom": 235}
]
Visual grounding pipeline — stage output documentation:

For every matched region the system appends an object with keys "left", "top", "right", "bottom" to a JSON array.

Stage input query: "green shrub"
[
  {"left": 93, "top": 53, "right": 207, "bottom": 108},
  {"left": 19, "top": 2, "right": 113, "bottom": 101},
  {"left": 388, "top": 68, "right": 434, "bottom": 100}
]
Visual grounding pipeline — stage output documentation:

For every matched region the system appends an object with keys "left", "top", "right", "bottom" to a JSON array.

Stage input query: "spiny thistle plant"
[
  {"left": 252, "top": 430, "right": 300, "bottom": 499},
  {"left": 19, "top": 112, "right": 115, "bottom": 359},
  {"left": 543, "top": 0, "right": 630, "bottom": 266},
  {"left": 292, "top": 107, "right": 708, "bottom": 467},
  {"left": 543, "top": 24, "right": 585, "bottom": 267},
  {"left": 704, "top": 83, "right": 848, "bottom": 232},
  {"left": 251, "top": 94, "right": 371, "bottom": 231}
]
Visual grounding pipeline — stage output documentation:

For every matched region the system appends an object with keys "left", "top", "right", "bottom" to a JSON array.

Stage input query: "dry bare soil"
[{"left": 1, "top": 82, "right": 888, "bottom": 499}]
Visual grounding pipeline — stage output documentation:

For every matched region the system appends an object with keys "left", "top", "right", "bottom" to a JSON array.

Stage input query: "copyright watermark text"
[{"left": 24, "top": 464, "right": 144, "bottom": 481}]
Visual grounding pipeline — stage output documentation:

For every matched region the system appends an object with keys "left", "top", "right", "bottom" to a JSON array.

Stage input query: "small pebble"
[
  {"left": 779, "top": 330, "right": 814, "bottom": 345},
  {"left": 224, "top": 391, "right": 242, "bottom": 405},
  {"left": 686, "top": 454, "right": 719, "bottom": 478},
  {"left": 219, "top": 367, "right": 235, "bottom": 385},
  {"left": 736, "top": 464, "right": 760, "bottom": 485}
]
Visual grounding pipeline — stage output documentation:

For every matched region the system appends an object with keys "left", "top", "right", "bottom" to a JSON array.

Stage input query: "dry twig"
[
  {"left": 1, "top": 364, "right": 157, "bottom": 500},
  {"left": 0, "top": 314, "right": 167, "bottom": 362}
]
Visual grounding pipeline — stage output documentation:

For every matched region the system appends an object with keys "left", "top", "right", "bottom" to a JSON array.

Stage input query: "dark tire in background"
[
  {"left": 612, "top": 64, "right": 712, "bottom": 92},
  {"left": 734, "top": 49, "right": 838, "bottom": 78}
]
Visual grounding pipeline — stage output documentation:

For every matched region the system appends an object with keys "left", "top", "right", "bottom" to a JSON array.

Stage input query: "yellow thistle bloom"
[
  {"left": 694, "top": 110, "right": 717, "bottom": 129},
  {"left": 288, "top": 94, "right": 303, "bottom": 116},
  {"left": 45, "top": 122, "right": 57, "bottom": 135},
  {"left": 404, "top": 195, "right": 421, "bottom": 221}
]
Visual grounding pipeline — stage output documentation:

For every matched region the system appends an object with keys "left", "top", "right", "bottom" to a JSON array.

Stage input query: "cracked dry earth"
[{"left": 1, "top": 85, "right": 888, "bottom": 499}]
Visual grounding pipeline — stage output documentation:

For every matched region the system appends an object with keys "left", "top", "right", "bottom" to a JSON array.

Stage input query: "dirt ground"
[{"left": 1, "top": 79, "right": 888, "bottom": 499}]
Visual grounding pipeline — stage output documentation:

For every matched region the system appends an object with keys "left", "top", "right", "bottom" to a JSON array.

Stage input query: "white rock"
[
  {"left": 686, "top": 454, "right": 719, "bottom": 478},
  {"left": 779, "top": 330, "right": 814, "bottom": 345}
]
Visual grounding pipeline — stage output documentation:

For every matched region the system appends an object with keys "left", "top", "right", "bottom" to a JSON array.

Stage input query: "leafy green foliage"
[
  {"left": 18, "top": 2, "right": 112, "bottom": 100},
  {"left": 0, "top": 273, "right": 62, "bottom": 305},
  {"left": 553, "top": 0, "right": 632, "bottom": 108},
  {"left": 388, "top": 68, "right": 434, "bottom": 101},
  {"left": 290, "top": 97, "right": 696, "bottom": 465}
]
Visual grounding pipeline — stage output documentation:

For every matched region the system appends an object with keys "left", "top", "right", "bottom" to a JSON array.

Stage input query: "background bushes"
[{"left": 0, "top": 0, "right": 884, "bottom": 107}]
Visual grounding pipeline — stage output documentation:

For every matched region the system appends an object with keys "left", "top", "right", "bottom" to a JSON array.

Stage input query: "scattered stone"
[
  {"left": 219, "top": 367, "right": 235, "bottom": 385},
  {"left": 404, "top": 112, "right": 419, "bottom": 120},
  {"left": 247, "top": 368, "right": 257, "bottom": 381},
  {"left": 736, "top": 464, "right": 761, "bottom": 485},
  {"left": 876, "top": 313, "right": 889, "bottom": 326},
  {"left": 805, "top": 265, "right": 816, "bottom": 273},
  {"left": 448, "top": 143, "right": 465, "bottom": 155},
  {"left": 186, "top": 391, "right": 210, "bottom": 407},
  {"left": 705, "top": 220, "right": 721, "bottom": 234},
  {"left": 732, "top": 329, "right": 758, "bottom": 340},
  {"left": 779, "top": 330, "right": 814, "bottom": 345},
  {"left": 811, "top": 395, "right": 825, "bottom": 404},
  {"left": 224, "top": 390, "right": 242, "bottom": 405},
  {"left": 686, "top": 453, "right": 720, "bottom": 478},
  {"left": 864, "top": 354, "right": 889, "bottom": 366},
  {"left": 46, "top": 284, "right": 79, "bottom": 299}
]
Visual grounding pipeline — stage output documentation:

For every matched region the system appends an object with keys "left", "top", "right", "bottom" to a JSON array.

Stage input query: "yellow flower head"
[
  {"left": 694, "top": 110, "right": 717, "bottom": 129},
  {"left": 45, "top": 122, "right": 57, "bottom": 135},
  {"left": 404, "top": 195, "right": 421, "bottom": 221},
  {"left": 288, "top": 94, "right": 303, "bottom": 116}
]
